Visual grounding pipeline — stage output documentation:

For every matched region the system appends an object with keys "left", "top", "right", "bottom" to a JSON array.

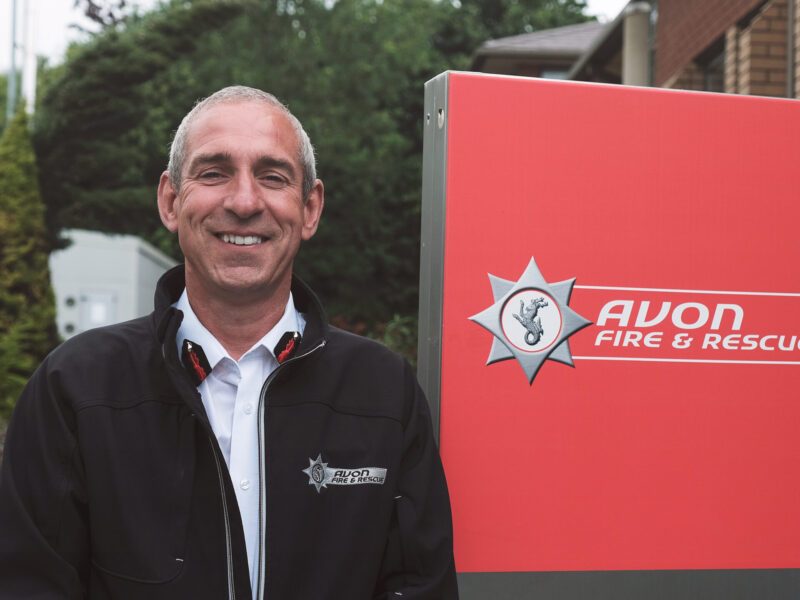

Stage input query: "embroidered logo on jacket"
[{"left": 302, "top": 454, "right": 387, "bottom": 493}]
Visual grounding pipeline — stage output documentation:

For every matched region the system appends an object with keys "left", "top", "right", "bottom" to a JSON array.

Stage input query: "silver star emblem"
[
  {"left": 302, "top": 454, "right": 331, "bottom": 493},
  {"left": 469, "top": 257, "right": 592, "bottom": 384}
]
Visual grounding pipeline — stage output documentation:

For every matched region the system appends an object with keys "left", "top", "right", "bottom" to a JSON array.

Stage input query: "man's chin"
[
  {"left": 212, "top": 270, "right": 288, "bottom": 300},
  {"left": 185, "top": 261, "right": 291, "bottom": 304}
]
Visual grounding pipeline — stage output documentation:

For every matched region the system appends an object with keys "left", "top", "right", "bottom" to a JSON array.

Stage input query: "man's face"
[{"left": 157, "top": 100, "right": 323, "bottom": 305}]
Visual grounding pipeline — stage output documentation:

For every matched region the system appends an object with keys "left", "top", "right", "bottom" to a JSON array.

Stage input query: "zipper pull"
[
  {"left": 274, "top": 331, "right": 302, "bottom": 364},
  {"left": 182, "top": 339, "right": 212, "bottom": 385}
]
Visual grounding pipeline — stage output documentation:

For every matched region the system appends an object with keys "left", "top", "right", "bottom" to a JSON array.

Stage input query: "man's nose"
[{"left": 223, "top": 173, "right": 262, "bottom": 219}]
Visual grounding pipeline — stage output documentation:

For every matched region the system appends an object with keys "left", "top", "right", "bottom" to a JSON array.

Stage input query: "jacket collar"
[
  {"left": 153, "top": 264, "right": 329, "bottom": 350},
  {"left": 285, "top": 273, "right": 328, "bottom": 354}
]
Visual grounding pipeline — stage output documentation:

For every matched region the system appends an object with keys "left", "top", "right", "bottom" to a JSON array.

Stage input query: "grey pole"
[
  {"left": 6, "top": 0, "right": 18, "bottom": 124},
  {"left": 22, "top": 0, "right": 37, "bottom": 116},
  {"left": 622, "top": 1, "right": 652, "bottom": 87}
]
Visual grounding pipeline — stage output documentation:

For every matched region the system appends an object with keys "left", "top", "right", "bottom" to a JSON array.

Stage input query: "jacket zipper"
[
  {"left": 256, "top": 340, "right": 327, "bottom": 600},
  {"left": 165, "top": 337, "right": 238, "bottom": 600},
  {"left": 209, "top": 435, "right": 237, "bottom": 600}
]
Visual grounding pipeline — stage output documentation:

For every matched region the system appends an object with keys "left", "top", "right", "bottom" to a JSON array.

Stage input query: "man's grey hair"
[{"left": 167, "top": 86, "right": 316, "bottom": 200}]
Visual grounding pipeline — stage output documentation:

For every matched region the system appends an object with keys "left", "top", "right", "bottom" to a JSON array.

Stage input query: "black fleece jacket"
[{"left": 0, "top": 266, "right": 458, "bottom": 599}]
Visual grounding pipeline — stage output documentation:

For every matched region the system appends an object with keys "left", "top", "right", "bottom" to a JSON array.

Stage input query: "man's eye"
[
  {"left": 200, "top": 171, "right": 223, "bottom": 179},
  {"left": 261, "top": 174, "right": 287, "bottom": 184}
]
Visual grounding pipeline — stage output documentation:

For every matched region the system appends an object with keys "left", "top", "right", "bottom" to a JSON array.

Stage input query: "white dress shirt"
[{"left": 173, "top": 290, "right": 305, "bottom": 600}]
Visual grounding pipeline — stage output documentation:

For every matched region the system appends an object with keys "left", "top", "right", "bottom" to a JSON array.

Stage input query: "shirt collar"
[{"left": 173, "top": 290, "right": 306, "bottom": 368}]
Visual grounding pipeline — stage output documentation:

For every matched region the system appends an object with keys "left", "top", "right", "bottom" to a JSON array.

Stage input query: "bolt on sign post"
[{"left": 418, "top": 71, "right": 800, "bottom": 599}]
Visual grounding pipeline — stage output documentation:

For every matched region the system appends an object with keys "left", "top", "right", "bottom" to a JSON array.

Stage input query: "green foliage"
[
  {"left": 370, "top": 314, "right": 419, "bottom": 369},
  {"left": 0, "top": 72, "right": 24, "bottom": 134},
  {"left": 0, "top": 74, "right": 6, "bottom": 133},
  {"left": 0, "top": 109, "right": 59, "bottom": 418},
  {"left": 292, "top": 0, "right": 466, "bottom": 320},
  {"left": 0, "top": 413, "right": 7, "bottom": 463},
  {"left": 33, "top": 0, "right": 591, "bottom": 328},
  {"left": 33, "top": 0, "right": 247, "bottom": 253},
  {"left": 2, "top": 60, "right": 59, "bottom": 135},
  {"left": 460, "top": 0, "right": 589, "bottom": 40}
]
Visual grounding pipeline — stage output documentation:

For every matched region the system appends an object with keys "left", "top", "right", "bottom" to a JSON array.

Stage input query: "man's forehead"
[
  {"left": 194, "top": 98, "right": 282, "bottom": 121},
  {"left": 185, "top": 100, "right": 299, "bottom": 159}
]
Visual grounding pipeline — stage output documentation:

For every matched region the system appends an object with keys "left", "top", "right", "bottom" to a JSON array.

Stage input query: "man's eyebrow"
[
  {"left": 187, "top": 152, "right": 233, "bottom": 174},
  {"left": 254, "top": 156, "right": 297, "bottom": 179}
]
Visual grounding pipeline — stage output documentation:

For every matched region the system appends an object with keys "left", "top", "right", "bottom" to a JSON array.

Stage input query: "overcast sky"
[{"left": 1, "top": 0, "right": 630, "bottom": 73}]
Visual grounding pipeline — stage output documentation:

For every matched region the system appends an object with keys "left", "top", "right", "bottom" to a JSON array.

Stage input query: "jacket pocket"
[{"left": 78, "top": 400, "right": 195, "bottom": 583}]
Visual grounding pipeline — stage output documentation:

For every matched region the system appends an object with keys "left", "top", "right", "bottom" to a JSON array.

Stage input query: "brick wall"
[
  {"left": 656, "top": 0, "right": 765, "bottom": 86},
  {"left": 725, "top": 0, "right": 789, "bottom": 96},
  {"left": 662, "top": 62, "right": 705, "bottom": 91},
  {"left": 725, "top": 27, "right": 741, "bottom": 92},
  {"left": 795, "top": 0, "right": 800, "bottom": 96}
]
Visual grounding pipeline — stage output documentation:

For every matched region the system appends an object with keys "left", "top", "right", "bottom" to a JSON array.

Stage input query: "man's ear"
[
  {"left": 301, "top": 179, "right": 325, "bottom": 241},
  {"left": 157, "top": 171, "right": 180, "bottom": 233}
]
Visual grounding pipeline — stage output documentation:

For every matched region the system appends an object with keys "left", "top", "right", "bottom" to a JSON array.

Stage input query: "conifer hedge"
[{"left": 0, "top": 109, "right": 60, "bottom": 419}]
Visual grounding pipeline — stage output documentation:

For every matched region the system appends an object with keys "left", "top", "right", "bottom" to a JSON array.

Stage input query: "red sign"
[{"left": 433, "top": 73, "right": 800, "bottom": 573}]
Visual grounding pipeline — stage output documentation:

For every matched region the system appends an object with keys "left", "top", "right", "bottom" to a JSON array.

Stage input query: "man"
[{"left": 0, "top": 86, "right": 458, "bottom": 599}]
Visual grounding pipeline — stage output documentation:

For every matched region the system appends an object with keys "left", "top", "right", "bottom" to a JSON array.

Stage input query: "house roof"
[
  {"left": 567, "top": 0, "right": 766, "bottom": 86},
  {"left": 471, "top": 21, "right": 608, "bottom": 71},
  {"left": 654, "top": 0, "right": 764, "bottom": 86},
  {"left": 567, "top": 4, "right": 628, "bottom": 81}
]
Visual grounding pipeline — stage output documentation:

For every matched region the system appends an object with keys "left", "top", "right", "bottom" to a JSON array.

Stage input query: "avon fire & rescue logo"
[
  {"left": 471, "top": 256, "right": 800, "bottom": 384},
  {"left": 583, "top": 292, "right": 800, "bottom": 362},
  {"left": 470, "top": 257, "right": 592, "bottom": 384},
  {"left": 302, "top": 454, "right": 387, "bottom": 493}
]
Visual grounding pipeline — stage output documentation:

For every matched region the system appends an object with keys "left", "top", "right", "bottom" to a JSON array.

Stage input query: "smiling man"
[{"left": 0, "top": 86, "right": 458, "bottom": 599}]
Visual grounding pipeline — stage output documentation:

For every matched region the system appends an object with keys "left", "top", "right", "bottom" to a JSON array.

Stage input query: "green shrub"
[{"left": 0, "top": 109, "right": 59, "bottom": 419}]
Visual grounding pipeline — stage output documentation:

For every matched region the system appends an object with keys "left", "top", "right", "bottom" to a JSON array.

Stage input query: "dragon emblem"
[{"left": 513, "top": 297, "right": 549, "bottom": 346}]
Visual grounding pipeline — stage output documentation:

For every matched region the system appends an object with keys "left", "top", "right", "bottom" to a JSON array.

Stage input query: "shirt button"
[
  {"left": 240, "top": 479, "right": 251, "bottom": 490},
  {"left": 244, "top": 404, "right": 254, "bottom": 415}
]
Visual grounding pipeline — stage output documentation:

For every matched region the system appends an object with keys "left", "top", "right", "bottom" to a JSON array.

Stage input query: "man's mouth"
[{"left": 218, "top": 233, "right": 265, "bottom": 246}]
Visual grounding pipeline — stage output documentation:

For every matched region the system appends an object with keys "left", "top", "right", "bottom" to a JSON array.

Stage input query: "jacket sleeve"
[
  {"left": 373, "top": 363, "right": 459, "bottom": 599},
  {"left": 0, "top": 359, "right": 90, "bottom": 599}
]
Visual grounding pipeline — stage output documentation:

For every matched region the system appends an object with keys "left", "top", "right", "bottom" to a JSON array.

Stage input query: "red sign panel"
[{"left": 436, "top": 73, "right": 800, "bottom": 573}]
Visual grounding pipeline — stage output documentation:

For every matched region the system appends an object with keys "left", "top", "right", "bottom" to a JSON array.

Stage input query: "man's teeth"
[{"left": 221, "top": 234, "right": 264, "bottom": 246}]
